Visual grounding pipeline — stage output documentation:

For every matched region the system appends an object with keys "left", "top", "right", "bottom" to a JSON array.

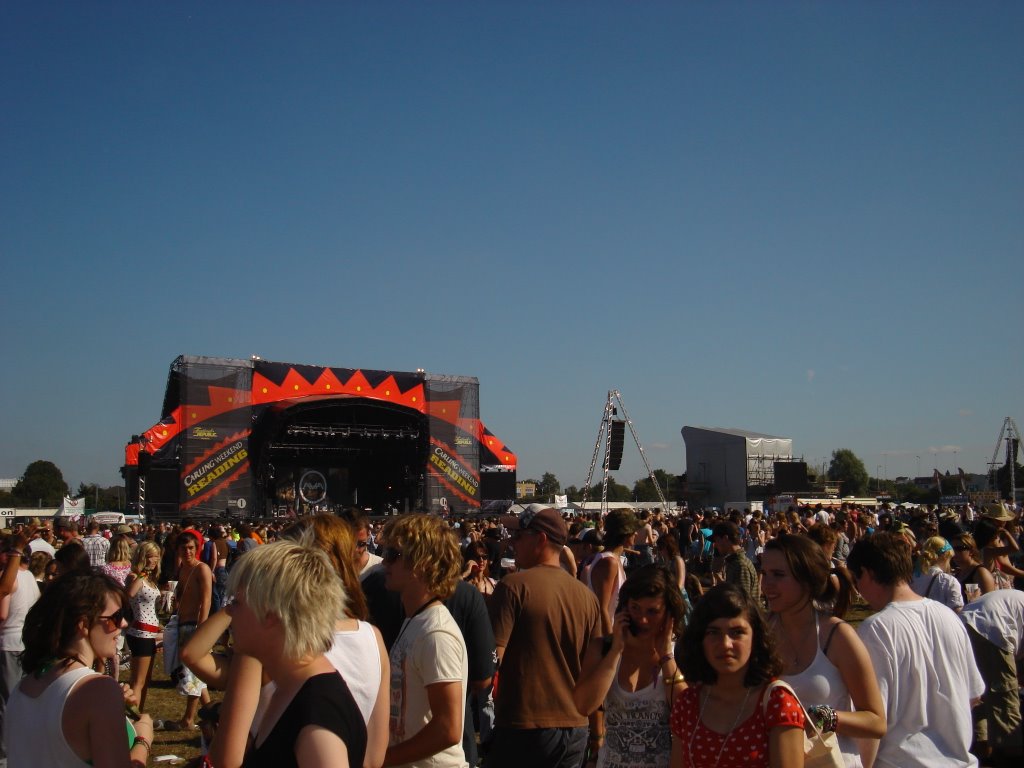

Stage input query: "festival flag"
[
  {"left": 958, "top": 467, "right": 968, "bottom": 494},
  {"left": 933, "top": 469, "right": 942, "bottom": 494}
]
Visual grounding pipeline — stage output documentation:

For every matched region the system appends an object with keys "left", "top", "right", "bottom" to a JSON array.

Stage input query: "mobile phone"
[{"left": 627, "top": 616, "right": 640, "bottom": 636}]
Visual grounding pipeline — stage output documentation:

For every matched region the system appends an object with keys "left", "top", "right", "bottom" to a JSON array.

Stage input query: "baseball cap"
[{"left": 502, "top": 504, "right": 568, "bottom": 546}]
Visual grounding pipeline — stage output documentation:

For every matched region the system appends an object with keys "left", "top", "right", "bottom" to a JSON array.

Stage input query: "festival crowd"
[{"left": 0, "top": 498, "right": 1021, "bottom": 768}]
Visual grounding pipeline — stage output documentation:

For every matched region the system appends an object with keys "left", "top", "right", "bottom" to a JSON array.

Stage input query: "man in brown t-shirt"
[{"left": 488, "top": 506, "right": 601, "bottom": 768}]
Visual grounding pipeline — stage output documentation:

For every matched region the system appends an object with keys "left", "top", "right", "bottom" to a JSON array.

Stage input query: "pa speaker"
[{"left": 608, "top": 419, "right": 626, "bottom": 470}]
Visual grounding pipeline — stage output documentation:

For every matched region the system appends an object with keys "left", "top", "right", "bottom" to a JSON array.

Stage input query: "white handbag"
[{"left": 763, "top": 680, "right": 845, "bottom": 768}]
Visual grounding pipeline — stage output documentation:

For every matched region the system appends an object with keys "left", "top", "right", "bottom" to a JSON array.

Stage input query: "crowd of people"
[{"left": 0, "top": 497, "right": 1020, "bottom": 768}]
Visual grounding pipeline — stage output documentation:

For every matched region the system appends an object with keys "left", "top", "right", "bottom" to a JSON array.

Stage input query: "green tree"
[
  {"left": 13, "top": 460, "right": 68, "bottom": 506},
  {"left": 827, "top": 449, "right": 869, "bottom": 496},
  {"left": 586, "top": 478, "right": 632, "bottom": 502},
  {"left": 537, "top": 472, "right": 561, "bottom": 499},
  {"left": 633, "top": 469, "right": 675, "bottom": 502},
  {"left": 564, "top": 485, "right": 580, "bottom": 501}
]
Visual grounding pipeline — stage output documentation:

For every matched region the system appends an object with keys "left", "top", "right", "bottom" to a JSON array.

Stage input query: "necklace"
[
  {"left": 688, "top": 685, "right": 753, "bottom": 767},
  {"left": 393, "top": 596, "right": 440, "bottom": 648}
]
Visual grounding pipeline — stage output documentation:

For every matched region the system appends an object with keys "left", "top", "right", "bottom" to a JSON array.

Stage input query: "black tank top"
[{"left": 244, "top": 672, "right": 367, "bottom": 768}]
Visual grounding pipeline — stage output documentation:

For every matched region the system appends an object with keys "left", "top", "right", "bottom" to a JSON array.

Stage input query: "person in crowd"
[
  {"left": 655, "top": 531, "right": 687, "bottom": 594},
  {"left": 571, "top": 528, "right": 604, "bottom": 584},
  {"left": 588, "top": 508, "right": 639, "bottom": 633},
  {"left": 124, "top": 541, "right": 163, "bottom": 711},
  {"left": 27, "top": 519, "right": 56, "bottom": 557},
  {"left": 952, "top": 533, "right": 997, "bottom": 603},
  {"left": 381, "top": 514, "right": 468, "bottom": 768},
  {"left": 54, "top": 539, "right": 91, "bottom": 576},
  {"left": 186, "top": 515, "right": 388, "bottom": 768},
  {"left": 82, "top": 519, "right": 111, "bottom": 569},
  {"left": 6, "top": 570, "right": 154, "bottom": 767},
  {"left": 848, "top": 532, "right": 984, "bottom": 767},
  {"left": 363, "top": 521, "right": 495, "bottom": 767},
  {"left": 170, "top": 529, "right": 213, "bottom": 731},
  {"left": 102, "top": 535, "right": 134, "bottom": 586},
  {"left": 805, "top": 524, "right": 856, "bottom": 618},
  {"left": 54, "top": 517, "right": 81, "bottom": 548},
  {"left": 222, "top": 537, "right": 367, "bottom": 767},
  {"left": 202, "top": 525, "right": 231, "bottom": 613},
  {"left": 670, "top": 583, "right": 805, "bottom": 767},
  {"left": 633, "top": 511, "right": 656, "bottom": 567},
  {"left": 0, "top": 543, "right": 41, "bottom": 763},
  {"left": 973, "top": 509, "right": 1024, "bottom": 588},
  {"left": 28, "top": 549, "right": 52, "bottom": 586},
  {"left": 236, "top": 524, "right": 261, "bottom": 558},
  {"left": 339, "top": 508, "right": 384, "bottom": 579},
  {"left": 760, "top": 534, "right": 886, "bottom": 767},
  {"left": 710, "top": 521, "right": 761, "bottom": 604},
  {"left": 488, "top": 506, "right": 602, "bottom": 768},
  {"left": 462, "top": 541, "right": 496, "bottom": 602},
  {"left": 574, "top": 565, "right": 687, "bottom": 768},
  {"left": 910, "top": 536, "right": 964, "bottom": 612},
  {"left": 959, "top": 589, "right": 1024, "bottom": 766},
  {"left": 744, "top": 518, "right": 767, "bottom": 564}
]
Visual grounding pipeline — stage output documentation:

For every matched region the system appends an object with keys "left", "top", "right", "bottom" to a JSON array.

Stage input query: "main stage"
[{"left": 123, "top": 356, "right": 517, "bottom": 519}]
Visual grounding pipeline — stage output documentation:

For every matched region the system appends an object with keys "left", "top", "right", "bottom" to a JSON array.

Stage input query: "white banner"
[
  {"left": 59, "top": 497, "right": 87, "bottom": 515},
  {"left": 555, "top": 494, "right": 568, "bottom": 508}
]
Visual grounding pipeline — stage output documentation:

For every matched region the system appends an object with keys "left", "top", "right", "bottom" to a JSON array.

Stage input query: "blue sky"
[{"left": 2, "top": 2, "right": 1022, "bottom": 493}]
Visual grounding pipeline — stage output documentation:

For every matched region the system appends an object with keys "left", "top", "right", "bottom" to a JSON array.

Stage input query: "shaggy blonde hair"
[
  {"left": 227, "top": 534, "right": 346, "bottom": 660},
  {"left": 381, "top": 514, "right": 462, "bottom": 599},
  {"left": 131, "top": 541, "right": 162, "bottom": 583}
]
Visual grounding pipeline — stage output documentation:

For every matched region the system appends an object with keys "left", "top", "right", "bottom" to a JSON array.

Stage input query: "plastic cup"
[{"left": 965, "top": 583, "right": 980, "bottom": 602}]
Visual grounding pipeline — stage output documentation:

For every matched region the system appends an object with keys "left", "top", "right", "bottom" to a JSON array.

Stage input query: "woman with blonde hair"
[
  {"left": 101, "top": 535, "right": 134, "bottom": 586},
  {"left": 910, "top": 536, "right": 964, "bottom": 612},
  {"left": 224, "top": 538, "right": 367, "bottom": 767},
  {"left": 188, "top": 517, "right": 388, "bottom": 768},
  {"left": 125, "top": 540, "right": 163, "bottom": 709}
]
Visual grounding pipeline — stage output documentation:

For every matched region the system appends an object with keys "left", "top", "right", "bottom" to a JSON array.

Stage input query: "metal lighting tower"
[
  {"left": 581, "top": 390, "right": 667, "bottom": 515},
  {"left": 987, "top": 417, "right": 1022, "bottom": 501}
]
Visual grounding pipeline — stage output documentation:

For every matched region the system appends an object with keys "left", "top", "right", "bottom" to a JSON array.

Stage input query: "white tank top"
[
  {"left": 782, "top": 613, "right": 862, "bottom": 768},
  {"left": 6, "top": 666, "right": 99, "bottom": 767}
]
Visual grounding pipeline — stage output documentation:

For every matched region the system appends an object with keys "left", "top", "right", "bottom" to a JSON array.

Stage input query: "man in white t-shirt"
[
  {"left": 849, "top": 532, "right": 984, "bottom": 768},
  {"left": 0, "top": 551, "right": 40, "bottom": 764},
  {"left": 382, "top": 514, "right": 468, "bottom": 768},
  {"left": 960, "top": 590, "right": 1024, "bottom": 763}
]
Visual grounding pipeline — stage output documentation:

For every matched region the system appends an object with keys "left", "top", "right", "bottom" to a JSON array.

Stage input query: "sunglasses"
[
  {"left": 382, "top": 547, "right": 402, "bottom": 564},
  {"left": 953, "top": 544, "right": 972, "bottom": 552},
  {"left": 355, "top": 540, "right": 369, "bottom": 550},
  {"left": 97, "top": 609, "right": 129, "bottom": 631}
]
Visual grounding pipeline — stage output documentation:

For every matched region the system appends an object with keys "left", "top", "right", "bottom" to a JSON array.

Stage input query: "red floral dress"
[{"left": 669, "top": 682, "right": 805, "bottom": 767}]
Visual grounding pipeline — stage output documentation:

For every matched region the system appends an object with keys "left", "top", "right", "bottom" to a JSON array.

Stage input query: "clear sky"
[{"left": 2, "top": 2, "right": 1022, "bottom": 494}]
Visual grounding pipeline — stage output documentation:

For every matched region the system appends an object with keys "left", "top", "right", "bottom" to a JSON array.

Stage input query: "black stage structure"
[{"left": 122, "top": 356, "right": 517, "bottom": 519}]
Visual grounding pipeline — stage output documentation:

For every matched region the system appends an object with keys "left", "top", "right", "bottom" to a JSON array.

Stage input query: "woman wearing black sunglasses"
[{"left": 6, "top": 570, "right": 154, "bottom": 767}]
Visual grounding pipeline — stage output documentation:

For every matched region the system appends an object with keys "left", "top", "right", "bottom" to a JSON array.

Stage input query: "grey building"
[{"left": 682, "top": 426, "right": 793, "bottom": 509}]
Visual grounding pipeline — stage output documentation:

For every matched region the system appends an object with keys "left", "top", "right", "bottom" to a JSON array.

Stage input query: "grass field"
[{"left": 133, "top": 654, "right": 221, "bottom": 765}]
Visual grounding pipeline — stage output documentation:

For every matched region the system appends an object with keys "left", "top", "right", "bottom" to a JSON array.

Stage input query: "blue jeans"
[
  {"left": 485, "top": 726, "right": 588, "bottom": 768},
  {"left": 211, "top": 566, "right": 228, "bottom": 613}
]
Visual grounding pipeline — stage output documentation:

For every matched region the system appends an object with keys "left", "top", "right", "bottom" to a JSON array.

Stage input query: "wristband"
[
  {"left": 658, "top": 653, "right": 674, "bottom": 666},
  {"left": 662, "top": 672, "right": 685, "bottom": 685},
  {"left": 133, "top": 735, "right": 151, "bottom": 753}
]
